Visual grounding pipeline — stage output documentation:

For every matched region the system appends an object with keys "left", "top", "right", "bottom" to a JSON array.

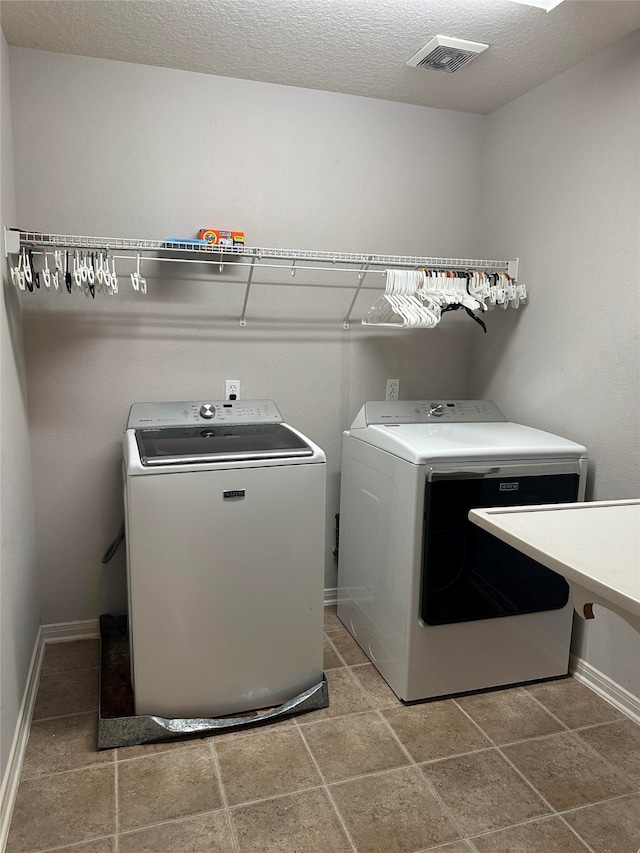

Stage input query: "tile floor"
[{"left": 6, "top": 606, "right": 640, "bottom": 853}]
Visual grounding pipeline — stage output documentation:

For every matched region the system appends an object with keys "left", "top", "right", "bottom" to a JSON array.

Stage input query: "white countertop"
[{"left": 469, "top": 500, "right": 640, "bottom": 631}]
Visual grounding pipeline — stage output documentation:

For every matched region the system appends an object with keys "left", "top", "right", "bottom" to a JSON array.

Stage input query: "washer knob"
[
  {"left": 429, "top": 403, "right": 445, "bottom": 417},
  {"left": 199, "top": 403, "right": 215, "bottom": 419}
]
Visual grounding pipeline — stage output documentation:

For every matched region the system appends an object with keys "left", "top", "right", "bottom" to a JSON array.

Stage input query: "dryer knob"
[
  {"left": 199, "top": 403, "right": 216, "bottom": 419},
  {"left": 430, "top": 403, "right": 445, "bottom": 417}
]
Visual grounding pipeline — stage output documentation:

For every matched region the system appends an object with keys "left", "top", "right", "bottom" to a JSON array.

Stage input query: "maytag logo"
[
  {"left": 223, "top": 489, "right": 245, "bottom": 499},
  {"left": 500, "top": 482, "right": 519, "bottom": 492}
]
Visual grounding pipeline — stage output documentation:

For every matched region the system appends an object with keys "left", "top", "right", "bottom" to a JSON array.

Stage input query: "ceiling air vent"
[{"left": 407, "top": 35, "right": 489, "bottom": 73}]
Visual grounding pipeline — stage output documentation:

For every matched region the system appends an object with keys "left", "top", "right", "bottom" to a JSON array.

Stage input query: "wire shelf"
[
  {"left": 15, "top": 231, "right": 513, "bottom": 271},
  {"left": 6, "top": 229, "right": 520, "bottom": 327}
]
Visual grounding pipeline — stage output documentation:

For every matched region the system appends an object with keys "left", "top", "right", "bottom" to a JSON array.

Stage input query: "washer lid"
[
  {"left": 348, "top": 421, "right": 587, "bottom": 464},
  {"left": 135, "top": 423, "right": 314, "bottom": 466}
]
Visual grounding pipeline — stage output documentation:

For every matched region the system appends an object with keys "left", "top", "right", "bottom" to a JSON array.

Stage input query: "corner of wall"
[{"left": 0, "top": 29, "right": 40, "bottom": 785}]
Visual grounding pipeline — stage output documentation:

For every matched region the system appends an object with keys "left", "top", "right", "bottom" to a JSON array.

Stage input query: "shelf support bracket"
[
  {"left": 239, "top": 254, "right": 258, "bottom": 327},
  {"left": 3, "top": 226, "right": 20, "bottom": 258},
  {"left": 343, "top": 260, "right": 372, "bottom": 329}
]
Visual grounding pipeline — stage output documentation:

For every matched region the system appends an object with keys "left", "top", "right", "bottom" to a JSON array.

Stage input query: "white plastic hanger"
[{"left": 130, "top": 254, "right": 146, "bottom": 294}]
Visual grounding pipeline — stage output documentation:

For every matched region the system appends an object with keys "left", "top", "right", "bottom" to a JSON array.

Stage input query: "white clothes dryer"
[
  {"left": 337, "top": 400, "right": 588, "bottom": 702},
  {"left": 123, "top": 399, "right": 326, "bottom": 719}
]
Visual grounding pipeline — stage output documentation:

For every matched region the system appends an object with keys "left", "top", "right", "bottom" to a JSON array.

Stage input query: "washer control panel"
[
  {"left": 352, "top": 400, "right": 508, "bottom": 427},
  {"left": 127, "top": 399, "right": 283, "bottom": 428}
]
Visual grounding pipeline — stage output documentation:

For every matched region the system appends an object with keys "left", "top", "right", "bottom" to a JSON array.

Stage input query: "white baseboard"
[
  {"left": 41, "top": 618, "right": 100, "bottom": 643},
  {"left": 570, "top": 654, "right": 640, "bottom": 724},
  {"left": 324, "top": 588, "right": 338, "bottom": 606},
  {"left": 0, "top": 618, "right": 101, "bottom": 850},
  {"left": 0, "top": 626, "right": 44, "bottom": 852}
]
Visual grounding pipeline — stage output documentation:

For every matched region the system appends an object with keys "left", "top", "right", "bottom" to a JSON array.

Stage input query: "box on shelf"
[{"left": 198, "top": 229, "right": 245, "bottom": 249}]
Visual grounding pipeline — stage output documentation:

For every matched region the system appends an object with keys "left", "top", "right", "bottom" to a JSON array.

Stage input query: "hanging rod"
[{"left": 4, "top": 228, "right": 520, "bottom": 328}]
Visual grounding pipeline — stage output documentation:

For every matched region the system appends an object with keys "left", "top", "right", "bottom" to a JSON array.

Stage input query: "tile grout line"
[
  {"left": 569, "top": 729, "right": 640, "bottom": 792},
  {"left": 39, "top": 664, "right": 100, "bottom": 676},
  {"left": 372, "top": 706, "right": 472, "bottom": 844},
  {"left": 558, "top": 788, "right": 640, "bottom": 816},
  {"left": 297, "top": 704, "right": 388, "bottom": 729},
  {"left": 449, "top": 693, "right": 570, "bottom": 751},
  {"left": 323, "top": 631, "right": 349, "bottom": 668},
  {"left": 415, "top": 842, "right": 477, "bottom": 853},
  {"left": 457, "top": 717, "right": 640, "bottom": 798},
  {"left": 418, "top": 695, "right": 583, "bottom": 848},
  {"left": 335, "top": 659, "right": 577, "bottom": 846},
  {"left": 325, "top": 629, "right": 371, "bottom": 669},
  {"left": 338, "top": 662, "right": 494, "bottom": 843},
  {"left": 16, "top": 762, "right": 115, "bottom": 783},
  {"left": 295, "top": 724, "right": 359, "bottom": 852},
  {"left": 449, "top": 695, "right": 640, "bottom": 778},
  {"left": 460, "top": 814, "right": 588, "bottom": 851},
  {"left": 511, "top": 683, "right": 573, "bottom": 731},
  {"left": 521, "top": 681, "right": 624, "bottom": 730},
  {"left": 571, "top": 717, "right": 632, "bottom": 734},
  {"left": 113, "top": 808, "right": 231, "bottom": 845},
  {"left": 113, "top": 757, "right": 119, "bottom": 853},
  {"left": 210, "top": 781, "right": 329, "bottom": 811},
  {"left": 19, "top": 740, "right": 200, "bottom": 784},
  {"left": 451, "top": 701, "right": 599, "bottom": 853},
  {"left": 567, "top": 722, "right": 640, "bottom": 795},
  {"left": 453, "top": 700, "right": 567, "bottom": 807},
  {"left": 206, "top": 738, "right": 241, "bottom": 853},
  {"left": 16, "top": 833, "right": 117, "bottom": 853},
  {"left": 30, "top": 709, "right": 101, "bottom": 725},
  {"left": 115, "top": 741, "right": 202, "bottom": 764}
]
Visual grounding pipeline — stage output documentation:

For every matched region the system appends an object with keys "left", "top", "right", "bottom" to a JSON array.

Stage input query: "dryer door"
[{"left": 421, "top": 463, "right": 580, "bottom": 626}]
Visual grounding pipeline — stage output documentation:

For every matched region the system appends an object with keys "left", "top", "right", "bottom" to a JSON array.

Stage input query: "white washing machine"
[
  {"left": 123, "top": 399, "right": 326, "bottom": 719},
  {"left": 337, "top": 400, "right": 588, "bottom": 702}
]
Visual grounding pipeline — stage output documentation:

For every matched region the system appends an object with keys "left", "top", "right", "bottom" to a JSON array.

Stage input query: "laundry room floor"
[{"left": 6, "top": 606, "right": 640, "bottom": 853}]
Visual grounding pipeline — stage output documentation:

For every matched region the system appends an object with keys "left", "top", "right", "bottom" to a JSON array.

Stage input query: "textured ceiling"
[{"left": 1, "top": 0, "right": 639, "bottom": 114}]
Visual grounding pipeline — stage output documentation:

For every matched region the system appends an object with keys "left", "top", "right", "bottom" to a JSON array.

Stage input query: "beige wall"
[
  {"left": 475, "top": 30, "right": 640, "bottom": 696},
  {"left": 8, "top": 48, "right": 484, "bottom": 622},
  {"left": 0, "top": 32, "right": 39, "bottom": 778}
]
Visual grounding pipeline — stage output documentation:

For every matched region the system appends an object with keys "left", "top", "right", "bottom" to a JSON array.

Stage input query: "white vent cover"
[{"left": 407, "top": 35, "right": 489, "bottom": 73}]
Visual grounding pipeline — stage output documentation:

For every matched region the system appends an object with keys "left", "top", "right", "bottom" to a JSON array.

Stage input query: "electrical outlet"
[
  {"left": 386, "top": 379, "right": 399, "bottom": 401},
  {"left": 225, "top": 380, "right": 240, "bottom": 400}
]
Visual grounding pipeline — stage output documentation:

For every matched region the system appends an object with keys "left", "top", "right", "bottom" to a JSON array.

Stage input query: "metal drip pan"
[{"left": 97, "top": 614, "right": 329, "bottom": 750}]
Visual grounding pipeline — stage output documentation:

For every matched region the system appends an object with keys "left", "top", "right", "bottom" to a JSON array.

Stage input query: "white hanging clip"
[
  {"left": 498, "top": 272, "right": 509, "bottom": 309},
  {"left": 80, "top": 252, "right": 91, "bottom": 297},
  {"left": 95, "top": 252, "right": 105, "bottom": 289},
  {"left": 86, "top": 252, "right": 95, "bottom": 286},
  {"left": 110, "top": 255, "right": 119, "bottom": 294},
  {"left": 10, "top": 249, "right": 26, "bottom": 290},
  {"left": 42, "top": 249, "right": 51, "bottom": 288},
  {"left": 51, "top": 249, "right": 60, "bottom": 290},
  {"left": 130, "top": 254, "right": 146, "bottom": 294},
  {"left": 73, "top": 251, "right": 83, "bottom": 288},
  {"left": 101, "top": 252, "right": 112, "bottom": 293},
  {"left": 23, "top": 248, "right": 32, "bottom": 288}
]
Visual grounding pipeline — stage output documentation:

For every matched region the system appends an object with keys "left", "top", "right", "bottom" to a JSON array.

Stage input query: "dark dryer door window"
[{"left": 421, "top": 471, "right": 579, "bottom": 626}]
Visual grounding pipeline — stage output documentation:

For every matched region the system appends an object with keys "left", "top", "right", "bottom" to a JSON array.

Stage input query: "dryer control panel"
[
  {"left": 126, "top": 399, "right": 283, "bottom": 428},
  {"left": 352, "top": 400, "right": 508, "bottom": 427}
]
